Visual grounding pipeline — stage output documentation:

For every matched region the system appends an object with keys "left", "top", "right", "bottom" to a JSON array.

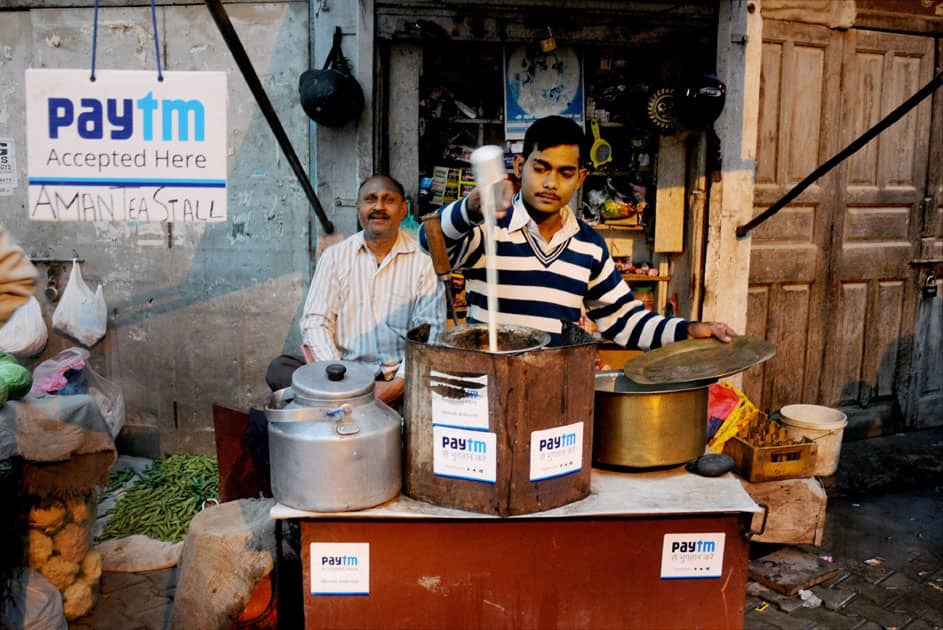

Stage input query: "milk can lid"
[{"left": 291, "top": 360, "right": 375, "bottom": 402}]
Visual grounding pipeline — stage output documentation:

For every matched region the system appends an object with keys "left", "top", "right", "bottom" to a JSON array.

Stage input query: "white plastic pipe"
[{"left": 470, "top": 145, "right": 506, "bottom": 353}]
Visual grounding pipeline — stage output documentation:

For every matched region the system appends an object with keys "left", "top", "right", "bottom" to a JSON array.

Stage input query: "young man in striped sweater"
[{"left": 419, "top": 115, "right": 735, "bottom": 350}]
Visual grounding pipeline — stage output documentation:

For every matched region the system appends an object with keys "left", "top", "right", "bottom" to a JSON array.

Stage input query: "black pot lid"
[
  {"left": 623, "top": 335, "right": 776, "bottom": 385},
  {"left": 291, "top": 360, "right": 375, "bottom": 402}
]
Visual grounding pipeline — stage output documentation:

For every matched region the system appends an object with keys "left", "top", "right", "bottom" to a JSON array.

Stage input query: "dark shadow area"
[
  {"left": 0, "top": 457, "right": 26, "bottom": 629},
  {"left": 820, "top": 426, "right": 943, "bottom": 499}
]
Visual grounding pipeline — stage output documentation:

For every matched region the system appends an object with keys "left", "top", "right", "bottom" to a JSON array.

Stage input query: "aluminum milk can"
[{"left": 265, "top": 360, "right": 402, "bottom": 511}]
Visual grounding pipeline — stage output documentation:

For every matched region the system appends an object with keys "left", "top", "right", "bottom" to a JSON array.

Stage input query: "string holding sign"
[
  {"left": 89, "top": 0, "right": 98, "bottom": 81},
  {"left": 89, "top": 0, "right": 164, "bottom": 82}
]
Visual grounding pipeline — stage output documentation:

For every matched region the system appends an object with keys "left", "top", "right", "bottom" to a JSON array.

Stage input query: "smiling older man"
[{"left": 267, "top": 175, "right": 444, "bottom": 407}]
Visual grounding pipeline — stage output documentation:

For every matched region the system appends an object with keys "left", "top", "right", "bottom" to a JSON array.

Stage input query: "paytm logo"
[
  {"left": 539, "top": 431, "right": 577, "bottom": 452},
  {"left": 442, "top": 435, "right": 488, "bottom": 453},
  {"left": 48, "top": 93, "right": 205, "bottom": 142},
  {"left": 671, "top": 540, "right": 716, "bottom": 553},
  {"left": 321, "top": 555, "right": 358, "bottom": 566}
]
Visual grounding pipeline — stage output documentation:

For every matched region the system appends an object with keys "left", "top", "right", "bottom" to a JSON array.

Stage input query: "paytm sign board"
[{"left": 26, "top": 69, "right": 227, "bottom": 222}]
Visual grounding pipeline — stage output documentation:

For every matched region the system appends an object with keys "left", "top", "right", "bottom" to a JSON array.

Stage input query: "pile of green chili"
[{"left": 99, "top": 454, "right": 219, "bottom": 543}]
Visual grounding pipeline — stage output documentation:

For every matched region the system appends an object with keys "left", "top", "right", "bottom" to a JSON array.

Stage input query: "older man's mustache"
[{"left": 368, "top": 212, "right": 390, "bottom": 220}]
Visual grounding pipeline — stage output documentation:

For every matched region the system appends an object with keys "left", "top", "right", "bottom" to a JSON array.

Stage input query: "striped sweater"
[{"left": 419, "top": 194, "right": 690, "bottom": 349}]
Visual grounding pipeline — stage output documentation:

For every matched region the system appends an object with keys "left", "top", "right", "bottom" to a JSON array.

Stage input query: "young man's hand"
[
  {"left": 687, "top": 321, "right": 736, "bottom": 343},
  {"left": 465, "top": 179, "right": 515, "bottom": 224}
]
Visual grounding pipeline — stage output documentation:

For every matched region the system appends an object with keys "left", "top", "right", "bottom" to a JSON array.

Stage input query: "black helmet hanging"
[
  {"left": 299, "top": 27, "right": 364, "bottom": 128},
  {"left": 676, "top": 73, "right": 726, "bottom": 131}
]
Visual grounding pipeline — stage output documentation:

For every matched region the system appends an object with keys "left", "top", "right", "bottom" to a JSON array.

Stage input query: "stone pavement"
[
  {"left": 745, "top": 486, "right": 943, "bottom": 630},
  {"left": 69, "top": 569, "right": 177, "bottom": 630},
  {"left": 744, "top": 427, "right": 943, "bottom": 630},
  {"left": 70, "top": 428, "right": 943, "bottom": 629}
]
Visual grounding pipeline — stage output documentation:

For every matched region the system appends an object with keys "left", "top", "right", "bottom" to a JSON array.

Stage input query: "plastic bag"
[
  {"left": 0, "top": 296, "right": 48, "bottom": 357},
  {"left": 0, "top": 569, "right": 68, "bottom": 630},
  {"left": 86, "top": 360, "right": 126, "bottom": 439},
  {"left": 706, "top": 381, "right": 762, "bottom": 453},
  {"left": 706, "top": 380, "right": 741, "bottom": 441},
  {"left": 30, "top": 347, "right": 126, "bottom": 439},
  {"left": 52, "top": 262, "right": 107, "bottom": 347},
  {"left": 31, "top": 347, "right": 88, "bottom": 394}
]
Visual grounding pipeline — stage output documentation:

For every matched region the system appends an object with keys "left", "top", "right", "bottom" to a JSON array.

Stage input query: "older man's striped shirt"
[
  {"left": 301, "top": 230, "right": 444, "bottom": 379},
  {"left": 419, "top": 194, "right": 689, "bottom": 349}
]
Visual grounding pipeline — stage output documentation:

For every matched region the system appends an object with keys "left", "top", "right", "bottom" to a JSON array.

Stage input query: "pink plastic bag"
[
  {"left": 30, "top": 347, "right": 125, "bottom": 438},
  {"left": 31, "top": 347, "right": 88, "bottom": 394},
  {"left": 708, "top": 381, "right": 741, "bottom": 421}
]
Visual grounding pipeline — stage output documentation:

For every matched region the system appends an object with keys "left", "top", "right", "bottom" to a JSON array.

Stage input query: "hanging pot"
[
  {"left": 298, "top": 26, "right": 364, "bottom": 128},
  {"left": 676, "top": 73, "right": 727, "bottom": 131}
]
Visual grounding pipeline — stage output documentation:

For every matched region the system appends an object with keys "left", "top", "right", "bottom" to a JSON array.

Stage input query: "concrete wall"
[
  {"left": 0, "top": 2, "right": 311, "bottom": 454},
  {"left": 309, "top": 0, "right": 374, "bottom": 254},
  {"left": 702, "top": 0, "right": 763, "bottom": 389}
]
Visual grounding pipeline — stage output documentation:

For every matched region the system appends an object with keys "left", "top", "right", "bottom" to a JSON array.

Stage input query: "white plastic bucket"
[{"left": 780, "top": 404, "right": 848, "bottom": 477}]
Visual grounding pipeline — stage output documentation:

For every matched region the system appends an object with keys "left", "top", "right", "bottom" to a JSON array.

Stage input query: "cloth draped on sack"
[
  {"left": 0, "top": 228, "right": 39, "bottom": 326},
  {"left": 0, "top": 394, "right": 115, "bottom": 463},
  {"left": 94, "top": 535, "right": 183, "bottom": 573}
]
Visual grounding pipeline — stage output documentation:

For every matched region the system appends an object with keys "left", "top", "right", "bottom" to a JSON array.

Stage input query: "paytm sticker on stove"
[
  {"left": 25, "top": 69, "right": 228, "bottom": 222},
  {"left": 433, "top": 425, "right": 497, "bottom": 483},
  {"left": 529, "top": 421, "right": 583, "bottom": 481}
]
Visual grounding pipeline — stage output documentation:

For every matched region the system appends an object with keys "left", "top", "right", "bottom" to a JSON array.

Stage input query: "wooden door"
[
  {"left": 825, "top": 30, "right": 935, "bottom": 431},
  {"left": 747, "top": 22, "right": 939, "bottom": 435},
  {"left": 746, "top": 20, "right": 843, "bottom": 415}
]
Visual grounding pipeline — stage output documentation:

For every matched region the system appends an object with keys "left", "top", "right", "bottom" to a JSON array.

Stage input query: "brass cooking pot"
[{"left": 593, "top": 371, "right": 715, "bottom": 468}]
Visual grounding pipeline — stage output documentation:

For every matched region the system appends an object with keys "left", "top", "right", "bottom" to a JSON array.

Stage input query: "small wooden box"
[
  {"left": 723, "top": 436, "right": 817, "bottom": 482},
  {"left": 740, "top": 477, "right": 827, "bottom": 545}
]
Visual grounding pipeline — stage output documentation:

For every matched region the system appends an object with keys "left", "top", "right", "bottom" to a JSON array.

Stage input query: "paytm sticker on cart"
[
  {"left": 660, "top": 533, "right": 726, "bottom": 579},
  {"left": 310, "top": 543, "right": 369, "bottom": 595},
  {"left": 433, "top": 425, "right": 496, "bottom": 483},
  {"left": 529, "top": 421, "right": 583, "bottom": 481},
  {"left": 25, "top": 69, "right": 227, "bottom": 223}
]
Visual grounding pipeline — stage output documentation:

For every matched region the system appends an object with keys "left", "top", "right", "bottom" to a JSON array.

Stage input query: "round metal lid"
[
  {"left": 595, "top": 371, "right": 716, "bottom": 394},
  {"left": 290, "top": 360, "right": 375, "bottom": 402},
  {"left": 623, "top": 335, "right": 776, "bottom": 385}
]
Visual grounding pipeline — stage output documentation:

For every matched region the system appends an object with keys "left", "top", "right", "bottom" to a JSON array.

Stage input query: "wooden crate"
[
  {"left": 740, "top": 477, "right": 827, "bottom": 545},
  {"left": 723, "top": 435, "right": 817, "bottom": 482}
]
